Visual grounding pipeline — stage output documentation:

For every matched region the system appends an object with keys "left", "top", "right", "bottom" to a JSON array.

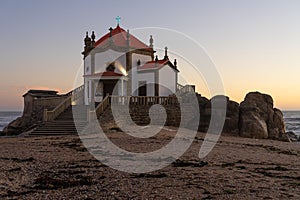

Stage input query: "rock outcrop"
[
  {"left": 198, "top": 95, "right": 239, "bottom": 135},
  {"left": 239, "top": 92, "right": 287, "bottom": 141},
  {"left": 2, "top": 117, "right": 26, "bottom": 135},
  {"left": 197, "top": 91, "right": 287, "bottom": 141}
]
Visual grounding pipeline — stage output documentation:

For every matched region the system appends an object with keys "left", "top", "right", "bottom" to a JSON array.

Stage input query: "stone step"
[
  {"left": 29, "top": 105, "right": 89, "bottom": 136},
  {"left": 35, "top": 127, "right": 86, "bottom": 130},
  {"left": 29, "top": 133, "right": 74, "bottom": 136}
]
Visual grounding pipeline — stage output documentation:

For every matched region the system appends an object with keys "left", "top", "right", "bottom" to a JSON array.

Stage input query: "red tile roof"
[
  {"left": 138, "top": 59, "right": 179, "bottom": 72},
  {"left": 84, "top": 71, "right": 124, "bottom": 77},
  {"left": 138, "top": 59, "right": 168, "bottom": 70},
  {"left": 94, "top": 25, "right": 153, "bottom": 51}
]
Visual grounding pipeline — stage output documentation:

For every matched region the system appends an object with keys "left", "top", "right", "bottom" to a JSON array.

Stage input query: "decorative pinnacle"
[
  {"left": 109, "top": 27, "right": 113, "bottom": 37},
  {"left": 149, "top": 35, "right": 154, "bottom": 48},
  {"left": 164, "top": 46, "right": 169, "bottom": 60},
  {"left": 91, "top": 31, "right": 95, "bottom": 41},
  {"left": 127, "top": 29, "right": 130, "bottom": 39}
]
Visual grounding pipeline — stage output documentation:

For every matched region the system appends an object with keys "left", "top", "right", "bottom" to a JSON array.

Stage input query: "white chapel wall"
[
  {"left": 131, "top": 53, "right": 152, "bottom": 95},
  {"left": 159, "top": 66, "right": 177, "bottom": 96},
  {"left": 94, "top": 50, "right": 126, "bottom": 74},
  {"left": 137, "top": 72, "right": 155, "bottom": 96}
]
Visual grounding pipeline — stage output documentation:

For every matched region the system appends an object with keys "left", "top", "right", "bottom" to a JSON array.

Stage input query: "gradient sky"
[{"left": 0, "top": 0, "right": 300, "bottom": 111}]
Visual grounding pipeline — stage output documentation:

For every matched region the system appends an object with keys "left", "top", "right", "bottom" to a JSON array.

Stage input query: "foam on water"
[
  {"left": 283, "top": 111, "right": 300, "bottom": 137},
  {"left": 0, "top": 112, "right": 22, "bottom": 131}
]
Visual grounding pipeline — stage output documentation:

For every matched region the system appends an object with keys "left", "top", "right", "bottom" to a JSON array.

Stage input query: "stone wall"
[
  {"left": 99, "top": 91, "right": 287, "bottom": 141},
  {"left": 3, "top": 95, "right": 67, "bottom": 135}
]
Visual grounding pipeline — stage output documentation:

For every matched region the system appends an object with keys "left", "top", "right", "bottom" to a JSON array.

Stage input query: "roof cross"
[{"left": 115, "top": 16, "right": 121, "bottom": 26}]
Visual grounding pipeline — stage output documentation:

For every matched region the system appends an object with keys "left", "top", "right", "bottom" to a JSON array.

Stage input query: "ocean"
[
  {"left": 283, "top": 111, "right": 300, "bottom": 137},
  {"left": 0, "top": 111, "right": 300, "bottom": 137},
  {"left": 0, "top": 111, "right": 22, "bottom": 131}
]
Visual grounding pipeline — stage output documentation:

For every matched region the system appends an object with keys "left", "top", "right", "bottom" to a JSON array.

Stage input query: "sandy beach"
[{"left": 0, "top": 129, "right": 299, "bottom": 200}]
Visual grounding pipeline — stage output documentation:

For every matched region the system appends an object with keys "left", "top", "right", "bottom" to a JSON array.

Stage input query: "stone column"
[{"left": 90, "top": 80, "right": 95, "bottom": 109}]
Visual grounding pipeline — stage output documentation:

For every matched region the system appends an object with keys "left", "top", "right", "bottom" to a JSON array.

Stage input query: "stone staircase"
[
  {"left": 28, "top": 83, "right": 196, "bottom": 136},
  {"left": 29, "top": 105, "right": 88, "bottom": 136}
]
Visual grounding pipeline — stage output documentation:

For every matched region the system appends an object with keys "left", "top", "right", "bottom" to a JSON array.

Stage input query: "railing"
[
  {"left": 176, "top": 84, "right": 195, "bottom": 96},
  {"left": 66, "top": 85, "right": 84, "bottom": 97},
  {"left": 110, "top": 96, "right": 179, "bottom": 105},
  {"left": 68, "top": 85, "right": 84, "bottom": 105},
  {"left": 44, "top": 95, "right": 72, "bottom": 122},
  {"left": 43, "top": 85, "right": 84, "bottom": 122},
  {"left": 91, "top": 95, "right": 180, "bottom": 120},
  {"left": 95, "top": 95, "right": 110, "bottom": 117},
  {"left": 176, "top": 83, "right": 184, "bottom": 91}
]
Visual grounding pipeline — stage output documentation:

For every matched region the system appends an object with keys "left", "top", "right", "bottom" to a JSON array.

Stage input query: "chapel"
[{"left": 82, "top": 19, "right": 179, "bottom": 105}]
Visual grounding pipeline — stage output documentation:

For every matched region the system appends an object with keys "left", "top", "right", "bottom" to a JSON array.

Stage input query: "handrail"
[
  {"left": 43, "top": 85, "right": 84, "bottom": 122},
  {"left": 175, "top": 84, "right": 195, "bottom": 96},
  {"left": 92, "top": 95, "right": 180, "bottom": 120},
  {"left": 66, "top": 85, "right": 84, "bottom": 96},
  {"left": 176, "top": 83, "right": 184, "bottom": 91},
  {"left": 44, "top": 95, "right": 72, "bottom": 122},
  {"left": 95, "top": 95, "right": 110, "bottom": 117},
  {"left": 110, "top": 95, "right": 179, "bottom": 105}
]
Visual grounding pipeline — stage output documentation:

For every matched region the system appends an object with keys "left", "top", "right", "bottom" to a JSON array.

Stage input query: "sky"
[{"left": 0, "top": 0, "right": 300, "bottom": 111}]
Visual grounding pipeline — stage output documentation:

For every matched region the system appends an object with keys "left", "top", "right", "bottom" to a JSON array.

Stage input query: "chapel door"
[
  {"left": 103, "top": 81, "right": 118, "bottom": 97},
  {"left": 138, "top": 81, "right": 147, "bottom": 96}
]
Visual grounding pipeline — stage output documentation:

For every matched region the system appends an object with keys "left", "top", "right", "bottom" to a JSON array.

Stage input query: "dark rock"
[
  {"left": 2, "top": 117, "right": 26, "bottom": 135},
  {"left": 172, "top": 159, "right": 208, "bottom": 168},
  {"left": 33, "top": 173, "right": 94, "bottom": 190},
  {"left": 198, "top": 95, "right": 239, "bottom": 135},
  {"left": 224, "top": 98, "right": 240, "bottom": 135},
  {"left": 270, "top": 108, "right": 287, "bottom": 141},
  {"left": 286, "top": 131, "right": 299, "bottom": 142},
  {"left": 239, "top": 92, "right": 287, "bottom": 140},
  {"left": 198, "top": 94, "right": 210, "bottom": 132},
  {"left": 132, "top": 173, "right": 168, "bottom": 178}
]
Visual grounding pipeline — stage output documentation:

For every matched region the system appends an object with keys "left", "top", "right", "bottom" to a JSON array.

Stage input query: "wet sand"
[{"left": 0, "top": 129, "right": 299, "bottom": 199}]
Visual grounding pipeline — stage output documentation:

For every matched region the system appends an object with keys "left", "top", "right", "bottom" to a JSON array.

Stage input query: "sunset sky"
[{"left": 1, "top": 0, "right": 300, "bottom": 111}]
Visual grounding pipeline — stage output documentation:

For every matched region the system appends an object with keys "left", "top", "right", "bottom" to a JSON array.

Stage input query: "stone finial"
[
  {"left": 126, "top": 29, "right": 130, "bottom": 46},
  {"left": 84, "top": 31, "right": 91, "bottom": 48},
  {"left": 83, "top": 31, "right": 92, "bottom": 57},
  {"left": 174, "top": 59, "right": 177, "bottom": 67},
  {"left": 91, "top": 31, "right": 95, "bottom": 47},
  {"left": 109, "top": 27, "right": 113, "bottom": 37},
  {"left": 149, "top": 35, "right": 154, "bottom": 48},
  {"left": 155, "top": 55, "right": 158, "bottom": 62},
  {"left": 127, "top": 29, "right": 130, "bottom": 39},
  {"left": 91, "top": 31, "right": 95, "bottom": 41},
  {"left": 84, "top": 32, "right": 90, "bottom": 43},
  {"left": 164, "top": 46, "right": 169, "bottom": 60}
]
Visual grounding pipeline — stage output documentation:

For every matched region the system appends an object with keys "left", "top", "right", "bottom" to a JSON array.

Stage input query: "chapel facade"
[{"left": 82, "top": 22, "right": 179, "bottom": 105}]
